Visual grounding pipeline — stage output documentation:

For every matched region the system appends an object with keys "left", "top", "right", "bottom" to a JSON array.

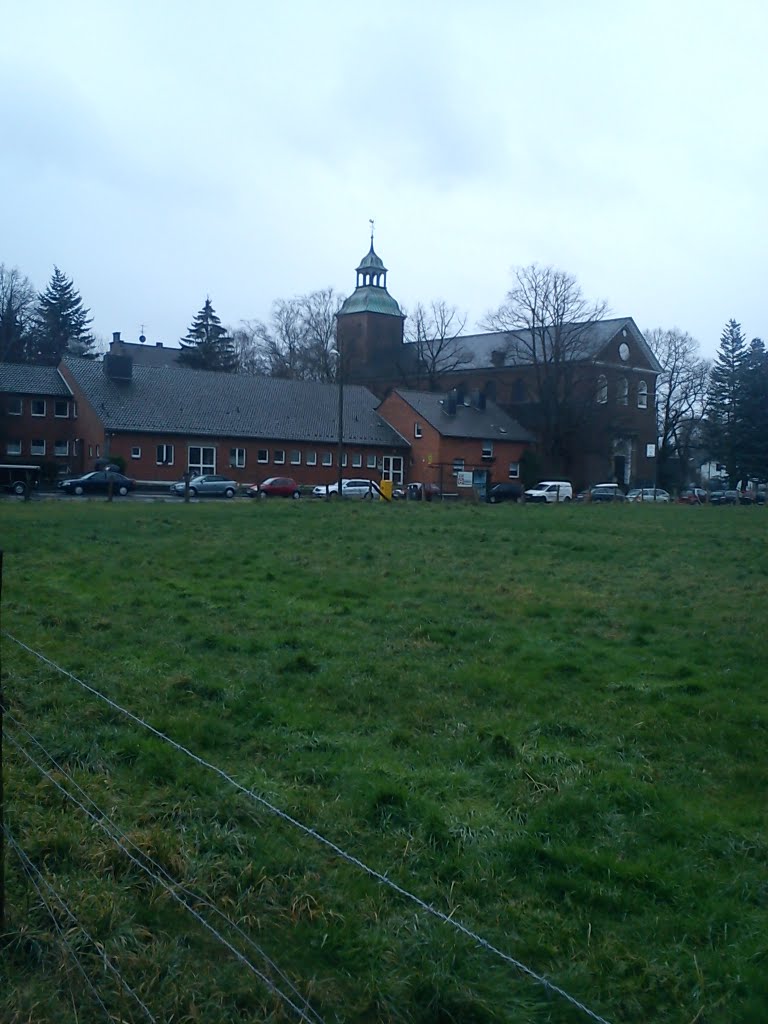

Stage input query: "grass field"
[{"left": 0, "top": 498, "right": 766, "bottom": 1023}]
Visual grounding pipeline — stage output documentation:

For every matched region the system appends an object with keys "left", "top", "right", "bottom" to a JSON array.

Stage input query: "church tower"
[{"left": 335, "top": 233, "right": 407, "bottom": 395}]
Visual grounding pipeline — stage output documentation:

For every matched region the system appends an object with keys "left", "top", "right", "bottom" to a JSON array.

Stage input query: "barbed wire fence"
[{"left": 1, "top": 613, "right": 615, "bottom": 1024}]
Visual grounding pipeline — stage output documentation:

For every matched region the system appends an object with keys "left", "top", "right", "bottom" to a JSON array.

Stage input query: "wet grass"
[{"left": 0, "top": 498, "right": 766, "bottom": 1022}]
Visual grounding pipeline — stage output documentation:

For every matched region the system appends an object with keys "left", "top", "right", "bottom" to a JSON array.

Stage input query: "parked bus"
[{"left": 0, "top": 464, "right": 41, "bottom": 495}]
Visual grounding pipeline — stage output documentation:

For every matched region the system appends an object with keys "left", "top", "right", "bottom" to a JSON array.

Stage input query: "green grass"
[{"left": 0, "top": 499, "right": 766, "bottom": 1023}]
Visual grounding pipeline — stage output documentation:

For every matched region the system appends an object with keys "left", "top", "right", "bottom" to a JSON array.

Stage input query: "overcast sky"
[{"left": 2, "top": 0, "right": 765, "bottom": 357}]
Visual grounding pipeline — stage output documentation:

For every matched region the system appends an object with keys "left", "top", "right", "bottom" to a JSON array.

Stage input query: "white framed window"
[
  {"left": 6, "top": 440, "right": 21, "bottom": 456},
  {"left": 257, "top": 448, "right": 269, "bottom": 463},
  {"left": 618, "top": 378, "right": 628, "bottom": 406},
  {"left": 88, "top": 445, "right": 93, "bottom": 458},
  {"left": 366, "top": 453, "right": 377, "bottom": 469},
  {"left": 637, "top": 380, "right": 648, "bottom": 409},
  {"left": 482, "top": 440, "right": 493, "bottom": 459},
  {"left": 290, "top": 450, "right": 301, "bottom": 465},
  {"left": 31, "top": 399, "right": 46, "bottom": 417},
  {"left": 54, "top": 440, "right": 69, "bottom": 456},
  {"left": 322, "top": 452, "right": 333, "bottom": 466},
  {"left": 341, "top": 453, "right": 348, "bottom": 467},
  {"left": 414, "top": 422, "right": 422, "bottom": 438},
  {"left": 508, "top": 462, "right": 520, "bottom": 479},
  {"left": 352, "top": 453, "right": 362, "bottom": 468},
  {"left": 274, "top": 449, "right": 285, "bottom": 464},
  {"left": 31, "top": 439, "right": 46, "bottom": 456},
  {"left": 596, "top": 375, "right": 608, "bottom": 404},
  {"left": 452, "top": 458, "right": 464, "bottom": 476},
  {"left": 230, "top": 447, "right": 246, "bottom": 468},
  {"left": 7, "top": 398, "right": 22, "bottom": 416},
  {"left": 306, "top": 451, "right": 317, "bottom": 466},
  {"left": 54, "top": 399, "right": 69, "bottom": 418},
  {"left": 131, "top": 446, "right": 141, "bottom": 459},
  {"left": 157, "top": 443, "right": 175, "bottom": 465},
  {"left": 188, "top": 445, "right": 215, "bottom": 474}
]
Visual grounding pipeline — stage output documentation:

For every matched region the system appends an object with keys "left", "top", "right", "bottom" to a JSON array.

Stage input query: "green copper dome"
[
  {"left": 356, "top": 244, "right": 386, "bottom": 273},
  {"left": 338, "top": 287, "right": 404, "bottom": 317},
  {"left": 338, "top": 240, "right": 403, "bottom": 319}
]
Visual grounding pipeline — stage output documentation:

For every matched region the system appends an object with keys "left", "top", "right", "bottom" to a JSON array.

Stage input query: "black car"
[
  {"left": 487, "top": 482, "right": 524, "bottom": 504},
  {"left": 59, "top": 471, "right": 135, "bottom": 496},
  {"left": 709, "top": 489, "right": 739, "bottom": 505},
  {"left": 589, "top": 483, "right": 626, "bottom": 503}
]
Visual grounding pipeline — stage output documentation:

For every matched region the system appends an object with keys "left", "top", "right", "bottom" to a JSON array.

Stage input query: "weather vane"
[{"left": 369, "top": 218, "right": 374, "bottom": 245}]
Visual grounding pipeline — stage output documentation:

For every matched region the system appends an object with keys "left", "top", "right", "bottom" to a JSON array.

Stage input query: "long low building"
[{"left": 0, "top": 353, "right": 537, "bottom": 492}]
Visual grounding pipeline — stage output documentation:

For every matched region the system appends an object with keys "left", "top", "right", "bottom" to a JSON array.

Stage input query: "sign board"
[
  {"left": 457, "top": 471, "right": 474, "bottom": 488},
  {"left": 646, "top": 443, "right": 656, "bottom": 458}
]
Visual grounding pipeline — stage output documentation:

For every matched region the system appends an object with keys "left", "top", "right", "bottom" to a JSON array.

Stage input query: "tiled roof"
[
  {"left": 110, "top": 341, "right": 183, "bottom": 368},
  {"left": 394, "top": 389, "right": 535, "bottom": 442},
  {"left": 0, "top": 363, "right": 71, "bottom": 396},
  {"left": 63, "top": 357, "right": 409, "bottom": 448},
  {"left": 425, "top": 317, "right": 662, "bottom": 373}
]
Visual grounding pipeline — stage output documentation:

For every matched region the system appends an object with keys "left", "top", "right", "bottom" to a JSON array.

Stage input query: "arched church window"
[
  {"left": 596, "top": 375, "right": 608, "bottom": 404},
  {"left": 618, "top": 377, "right": 629, "bottom": 406}
]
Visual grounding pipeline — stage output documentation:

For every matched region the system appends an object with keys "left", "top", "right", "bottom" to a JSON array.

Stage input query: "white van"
[{"left": 524, "top": 480, "right": 573, "bottom": 503}]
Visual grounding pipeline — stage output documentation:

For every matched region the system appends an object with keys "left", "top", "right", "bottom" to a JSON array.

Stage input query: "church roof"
[{"left": 337, "top": 287, "right": 404, "bottom": 318}]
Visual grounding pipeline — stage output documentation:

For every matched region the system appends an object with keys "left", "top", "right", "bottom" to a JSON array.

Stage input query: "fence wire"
[{"left": 3, "top": 630, "right": 614, "bottom": 1024}]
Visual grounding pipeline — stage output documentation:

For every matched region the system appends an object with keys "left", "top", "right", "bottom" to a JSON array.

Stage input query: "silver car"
[
  {"left": 312, "top": 478, "right": 382, "bottom": 500},
  {"left": 627, "top": 487, "right": 671, "bottom": 503},
  {"left": 170, "top": 474, "right": 238, "bottom": 498}
]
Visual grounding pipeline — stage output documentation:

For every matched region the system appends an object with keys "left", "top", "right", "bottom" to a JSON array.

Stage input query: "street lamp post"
[{"left": 330, "top": 348, "right": 344, "bottom": 497}]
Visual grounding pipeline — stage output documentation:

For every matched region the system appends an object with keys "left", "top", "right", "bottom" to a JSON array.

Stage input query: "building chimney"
[
  {"left": 103, "top": 354, "right": 133, "bottom": 381},
  {"left": 112, "top": 331, "right": 121, "bottom": 345}
]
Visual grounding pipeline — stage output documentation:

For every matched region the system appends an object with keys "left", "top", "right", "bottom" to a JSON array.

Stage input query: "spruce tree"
[
  {"left": 734, "top": 338, "right": 768, "bottom": 483},
  {"left": 32, "top": 266, "right": 96, "bottom": 364},
  {"left": 705, "top": 319, "right": 746, "bottom": 483},
  {"left": 178, "top": 298, "right": 238, "bottom": 372}
]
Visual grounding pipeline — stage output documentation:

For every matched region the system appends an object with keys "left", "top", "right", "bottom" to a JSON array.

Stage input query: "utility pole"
[{"left": 0, "top": 550, "right": 5, "bottom": 933}]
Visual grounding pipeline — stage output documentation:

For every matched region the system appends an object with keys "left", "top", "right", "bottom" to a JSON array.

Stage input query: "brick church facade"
[{"left": 335, "top": 240, "right": 661, "bottom": 489}]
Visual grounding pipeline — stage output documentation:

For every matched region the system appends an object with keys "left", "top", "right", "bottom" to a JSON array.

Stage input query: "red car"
[{"left": 248, "top": 476, "right": 301, "bottom": 499}]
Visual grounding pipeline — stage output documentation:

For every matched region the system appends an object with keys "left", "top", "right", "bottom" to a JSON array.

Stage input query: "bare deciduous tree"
[
  {"left": 405, "top": 300, "right": 471, "bottom": 389},
  {"left": 483, "top": 264, "right": 609, "bottom": 473},
  {"left": 236, "top": 288, "right": 343, "bottom": 381},
  {"left": 647, "top": 327, "right": 710, "bottom": 489},
  {"left": 0, "top": 264, "right": 36, "bottom": 363}
]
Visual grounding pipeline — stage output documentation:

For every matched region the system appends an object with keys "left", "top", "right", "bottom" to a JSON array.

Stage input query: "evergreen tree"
[
  {"left": 733, "top": 338, "right": 768, "bottom": 483},
  {"left": 32, "top": 266, "right": 96, "bottom": 364},
  {"left": 179, "top": 298, "right": 238, "bottom": 372},
  {"left": 705, "top": 319, "right": 746, "bottom": 483}
]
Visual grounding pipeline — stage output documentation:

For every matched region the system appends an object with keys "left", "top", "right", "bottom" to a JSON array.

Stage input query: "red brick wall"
[
  {"left": 1, "top": 390, "right": 78, "bottom": 472},
  {"left": 377, "top": 392, "right": 530, "bottom": 491}
]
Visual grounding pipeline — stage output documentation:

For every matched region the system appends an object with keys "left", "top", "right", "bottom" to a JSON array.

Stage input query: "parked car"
[
  {"left": 524, "top": 480, "right": 573, "bottom": 503},
  {"left": 248, "top": 477, "right": 301, "bottom": 499},
  {"left": 312, "top": 478, "right": 382, "bottom": 500},
  {"left": 406, "top": 481, "right": 441, "bottom": 501},
  {"left": 626, "top": 487, "right": 671, "bottom": 503},
  {"left": 678, "top": 488, "right": 708, "bottom": 504},
  {"left": 59, "top": 470, "right": 135, "bottom": 496},
  {"left": 169, "top": 474, "right": 238, "bottom": 498},
  {"left": 487, "top": 482, "right": 524, "bottom": 504},
  {"left": 709, "top": 489, "right": 739, "bottom": 505},
  {"left": 589, "top": 483, "right": 626, "bottom": 503}
]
